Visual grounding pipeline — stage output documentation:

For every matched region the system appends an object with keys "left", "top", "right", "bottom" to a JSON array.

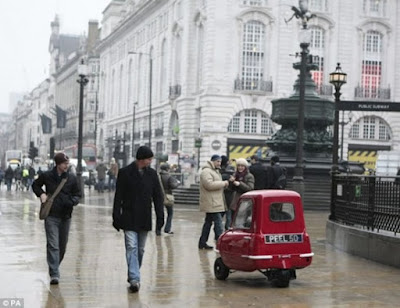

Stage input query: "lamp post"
[
  {"left": 128, "top": 51, "right": 152, "bottom": 147},
  {"left": 131, "top": 101, "right": 138, "bottom": 157},
  {"left": 340, "top": 111, "right": 353, "bottom": 161},
  {"left": 77, "top": 59, "right": 89, "bottom": 198},
  {"left": 329, "top": 63, "right": 347, "bottom": 173}
]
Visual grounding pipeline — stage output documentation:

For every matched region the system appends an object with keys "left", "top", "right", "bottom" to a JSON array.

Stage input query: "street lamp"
[
  {"left": 131, "top": 101, "right": 138, "bottom": 157},
  {"left": 128, "top": 51, "right": 152, "bottom": 147},
  {"left": 340, "top": 111, "right": 353, "bottom": 161},
  {"left": 77, "top": 59, "right": 89, "bottom": 198},
  {"left": 329, "top": 63, "right": 347, "bottom": 173},
  {"left": 293, "top": 24, "right": 311, "bottom": 189}
]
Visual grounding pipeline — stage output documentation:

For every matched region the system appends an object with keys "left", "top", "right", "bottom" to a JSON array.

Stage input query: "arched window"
[
  {"left": 174, "top": 34, "right": 182, "bottom": 84},
  {"left": 110, "top": 69, "right": 115, "bottom": 115},
  {"left": 160, "top": 39, "right": 167, "bottom": 100},
  {"left": 196, "top": 23, "right": 204, "bottom": 91},
  {"left": 128, "top": 59, "right": 134, "bottom": 107},
  {"left": 349, "top": 116, "right": 391, "bottom": 141},
  {"left": 228, "top": 109, "right": 274, "bottom": 135},
  {"left": 309, "top": 26, "right": 325, "bottom": 92},
  {"left": 149, "top": 47, "right": 154, "bottom": 107},
  {"left": 241, "top": 21, "right": 265, "bottom": 90},
  {"left": 137, "top": 54, "right": 143, "bottom": 107},
  {"left": 118, "top": 64, "right": 124, "bottom": 114}
]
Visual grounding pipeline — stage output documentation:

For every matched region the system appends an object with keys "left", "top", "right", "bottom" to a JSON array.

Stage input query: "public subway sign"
[{"left": 337, "top": 101, "right": 400, "bottom": 112}]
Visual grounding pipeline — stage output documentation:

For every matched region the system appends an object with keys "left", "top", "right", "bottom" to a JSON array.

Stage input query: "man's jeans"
[
  {"left": 124, "top": 230, "right": 148, "bottom": 283},
  {"left": 199, "top": 212, "right": 224, "bottom": 245},
  {"left": 6, "top": 179, "right": 12, "bottom": 191},
  {"left": 108, "top": 175, "right": 116, "bottom": 191},
  {"left": 98, "top": 178, "right": 105, "bottom": 192},
  {"left": 225, "top": 209, "right": 234, "bottom": 230},
  {"left": 164, "top": 206, "right": 173, "bottom": 233},
  {"left": 45, "top": 216, "right": 71, "bottom": 278}
]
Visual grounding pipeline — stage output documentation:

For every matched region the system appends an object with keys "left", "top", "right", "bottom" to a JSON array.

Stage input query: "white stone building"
[{"left": 96, "top": 0, "right": 400, "bottom": 171}]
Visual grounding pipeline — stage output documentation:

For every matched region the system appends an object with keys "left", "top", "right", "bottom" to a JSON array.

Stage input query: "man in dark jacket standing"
[
  {"left": 32, "top": 153, "right": 81, "bottom": 285},
  {"left": 112, "top": 146, "right": 164, "bottom": 293},
  {"left": 249, "top": 155, "right": 268, "bottom": 190}
]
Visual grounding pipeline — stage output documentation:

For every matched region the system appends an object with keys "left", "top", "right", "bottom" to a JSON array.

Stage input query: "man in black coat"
[
  {"left": 32, "top": 153, "right": 81, "bottom": 285},
  {"left": 112, "top": 146, "right": 164, "bottom": 292},
  {"left": 249, "top": 155, "right": 268, "bottom": 190}
]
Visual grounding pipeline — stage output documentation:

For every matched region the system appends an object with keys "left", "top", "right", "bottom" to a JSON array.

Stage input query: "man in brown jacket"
[{"left": 198, "top": 154, "right": 228, "bottom": 249}]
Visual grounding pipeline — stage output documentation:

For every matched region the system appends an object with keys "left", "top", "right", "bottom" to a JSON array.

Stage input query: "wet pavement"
[{"left": 1, "top": 188, "right": 400, "bottom": 308}]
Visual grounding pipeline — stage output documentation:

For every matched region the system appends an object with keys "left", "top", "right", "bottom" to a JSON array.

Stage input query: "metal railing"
[
  {"left": 331, "top": 174, "right": 400, "bottom": 235},
  {"left": 354, "top": 86, "right": 391, "bottom": 100},
  {"left": 234, "top": 78, "right": 273, "bottom": 93}
]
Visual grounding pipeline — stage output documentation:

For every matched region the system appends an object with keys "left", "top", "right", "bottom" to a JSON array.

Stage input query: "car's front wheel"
[{"left": 214, "top": 257, "right": 229, "bottom": 280}]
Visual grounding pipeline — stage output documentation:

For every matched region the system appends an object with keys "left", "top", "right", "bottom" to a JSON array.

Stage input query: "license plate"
[{"left": 265, "top": 233, "right": 303, "bottom": 244}]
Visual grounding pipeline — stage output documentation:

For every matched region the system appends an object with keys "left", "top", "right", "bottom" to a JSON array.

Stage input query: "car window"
[
  {"left": 233, "top": 199, "right": 253, "bottom": 229},
  {"left": 270, "top": 202, "right": 294, "bottom": 222}
]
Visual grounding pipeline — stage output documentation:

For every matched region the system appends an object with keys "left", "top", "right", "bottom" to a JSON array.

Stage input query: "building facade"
[{"left": 96, "top": 0, "right": 400, "bottom": 170}]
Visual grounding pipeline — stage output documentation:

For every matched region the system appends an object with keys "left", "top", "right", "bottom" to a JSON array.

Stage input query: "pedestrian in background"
[
  {"left": 267, "top": 155, "right": 286, "bottom": 189},
  {"left": 5, "top": 165, "right": 14, "bottom": 191},
  {"left": 198, "top": 154, "right": 228, "bottom": 250},
  {"left": 108, "top": 157, "right": 118, "bottom": 191},
  {"left": 32, "top": 153, "right": 81, "bottom": 285},
  {"left": 96, "top": 160, "right": 107, "bottom": 193},
  {"left": 227, "top": 158, "right": 254, "bottom": 225},
  {"left": 112, "top": 146, "right": 164, "bottom": 293},
  {"left": 249, "top": 155, "right": 268, "bottom": 190},
  {"left": 0, "top": 168, "right": 4, "bottom": 191},
  {"left": 158, "top": 163, "right": 180, "bottom": 235},
  {"left": 28, "top": 165, "right": 36, "bottom": 190},
  {"left": 220, "top": 155, "right": 235, "bottom": 230}
]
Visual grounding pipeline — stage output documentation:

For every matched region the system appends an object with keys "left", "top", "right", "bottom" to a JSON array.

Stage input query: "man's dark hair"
[
  {"left": 250, "top": 155, "right": 259, "bottom": 162},
  {"left": 271, "top": 155, "right": 280, "bottom": 164}
]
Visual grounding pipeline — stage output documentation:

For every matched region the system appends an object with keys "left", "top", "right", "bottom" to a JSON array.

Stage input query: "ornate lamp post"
[
  {"left": 77, "top": 59, "right": 89, "bottom": 198},
  {"left": 128, "top": 51, "right": 153, "bottom": 147},
  {"left": 329, "top": 63, "right": 347, "bottom": 172}
]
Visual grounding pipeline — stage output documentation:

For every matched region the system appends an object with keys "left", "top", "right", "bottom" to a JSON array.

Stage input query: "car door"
[{"left": 221, "top": 198, "right": 254, "bottom": 270}]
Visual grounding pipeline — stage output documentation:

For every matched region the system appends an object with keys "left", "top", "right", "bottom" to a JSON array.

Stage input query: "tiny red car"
[{"left": 214, "top": 190, "right": 313, "bottom": 287}]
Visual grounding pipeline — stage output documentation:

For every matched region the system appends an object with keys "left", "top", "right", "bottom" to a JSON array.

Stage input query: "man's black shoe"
[
  {"left": 50, "top": 277, "right": 59, "bottom": 285},
  {"left": 129, "top": 281, "right": 140, "bottom": 292},
  {"left": 198, "top": 243, "right": 213, "bottom": 250}
]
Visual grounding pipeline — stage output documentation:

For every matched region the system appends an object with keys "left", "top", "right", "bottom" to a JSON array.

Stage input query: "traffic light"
[{"left": 29, "top": 144, "right": 39, "bottom": 160}]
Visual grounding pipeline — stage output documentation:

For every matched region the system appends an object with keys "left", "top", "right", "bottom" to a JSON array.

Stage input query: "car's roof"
[{"left": 242, "top": 190, "right": 301, "bottom": 199}]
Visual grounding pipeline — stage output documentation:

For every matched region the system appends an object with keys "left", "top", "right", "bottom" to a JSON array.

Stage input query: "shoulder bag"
[
  {"left": 39, "top": 178, "right": 68, "bottom": 220},
  {"left": 158, "top": 173, "right": 175, "bottom": 207}
]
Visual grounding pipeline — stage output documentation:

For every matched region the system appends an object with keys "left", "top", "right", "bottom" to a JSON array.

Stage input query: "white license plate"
[{"left": 265, "top": 233, "right": 303, "bottom": 244}]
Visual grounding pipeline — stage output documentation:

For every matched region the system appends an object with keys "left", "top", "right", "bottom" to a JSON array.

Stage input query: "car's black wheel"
[
  {"left": 274, "top": 270, "right": 291, "bottom": 288},
  {"left": 275, "top": 278, "right": 290, "bottom": 288},
  {"left": 214, "top": 257, "right": 229, "bottom": 280}
]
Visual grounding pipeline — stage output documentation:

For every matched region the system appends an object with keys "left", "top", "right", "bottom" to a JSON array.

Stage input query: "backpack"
[{"left": 275, "top": 167, "right": 287, "bottom": 189}]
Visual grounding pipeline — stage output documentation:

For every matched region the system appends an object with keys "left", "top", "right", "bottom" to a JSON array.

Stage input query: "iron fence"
[{"left": 332, "top": 174, "right": 400, "bottom": 235}]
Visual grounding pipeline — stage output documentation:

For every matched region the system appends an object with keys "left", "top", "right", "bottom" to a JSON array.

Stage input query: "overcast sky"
[{"left": 0, "top": 0, "right": 111, "bottom": 114}]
